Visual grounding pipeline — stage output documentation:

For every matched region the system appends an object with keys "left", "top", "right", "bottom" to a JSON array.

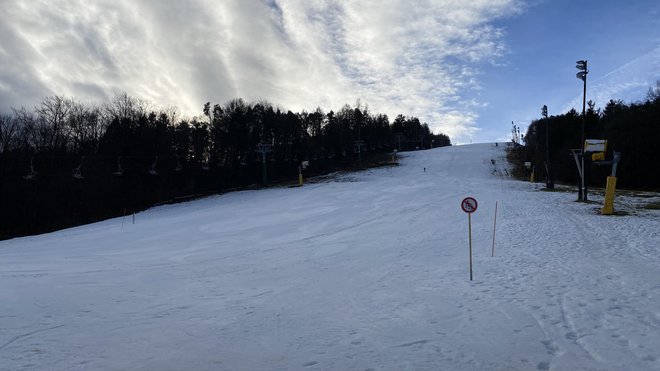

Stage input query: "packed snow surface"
[{"left": 2, "top": 144, "right": 660, "bottom": 370}]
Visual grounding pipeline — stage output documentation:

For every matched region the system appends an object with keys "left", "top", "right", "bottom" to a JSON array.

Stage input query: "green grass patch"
[{"left": 643, "top": 202, "right": 660, "bottom": 210}]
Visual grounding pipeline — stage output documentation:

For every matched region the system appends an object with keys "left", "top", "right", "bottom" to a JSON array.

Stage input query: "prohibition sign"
[
  {"left": 461, "top": 197, "right": 478, "bottom": 213},
  {"left": 461, "top": 196, "right": 478, "bottom": 281}
]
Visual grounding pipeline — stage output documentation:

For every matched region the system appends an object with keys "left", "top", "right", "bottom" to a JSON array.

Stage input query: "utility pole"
[{"left": 576, "top": 60, "right": 589, "bottom": 201}]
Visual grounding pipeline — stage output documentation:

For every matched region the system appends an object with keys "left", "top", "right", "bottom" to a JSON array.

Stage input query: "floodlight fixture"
[{"left": 576, "top": 60, "right": 587, "bottom": 70}]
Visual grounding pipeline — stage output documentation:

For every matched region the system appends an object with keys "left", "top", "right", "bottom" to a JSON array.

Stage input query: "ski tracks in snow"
[
  {"left": 493, "top": 186, "right": 660, "bottom": 370},
  {"left": 2, "top": 143, "right": 659, "bottom": 370}
]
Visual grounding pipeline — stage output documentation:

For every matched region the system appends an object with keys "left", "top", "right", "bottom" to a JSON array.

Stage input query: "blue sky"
[
  {"left": 0, "top": 0, "right": 658, "bottom": 144},
  {"left": 477, "top": 0, "right": 660, "bottom": 142}
]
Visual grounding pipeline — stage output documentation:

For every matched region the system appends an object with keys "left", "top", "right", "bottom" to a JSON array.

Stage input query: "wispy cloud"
[
  {"left": 564, "top": 46, "right": 660, "bottom": 111},
  {"left": 0, "top": 0, "right": 523, "bottom": 142}
]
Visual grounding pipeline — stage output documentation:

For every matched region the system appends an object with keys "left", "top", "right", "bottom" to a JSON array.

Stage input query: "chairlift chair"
[
  {"left": 72, "top": 156, "right": 85, "bottom": 180},
  {"left": 148, "top": 156, "right": 159, "bottom": 176},
  {"left": 23, "top": 157, "right": 37, "bottom": 180},
  {"left": 174, "top": 154, "right": 183, "bottom": 172},
  {"left": 112, "top": 156, "right": 124, "bottom": 176}
]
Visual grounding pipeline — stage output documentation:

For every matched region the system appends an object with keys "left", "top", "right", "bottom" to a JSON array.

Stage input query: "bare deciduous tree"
[
  {"left": 0, "top": 113, "right": 18, "bottom": 155},
  {"left": 104, "top": 92, "right": 151, "bottom": 123},
  {"left": 35, "top": 95, "right": 74, "bottom": 151}
]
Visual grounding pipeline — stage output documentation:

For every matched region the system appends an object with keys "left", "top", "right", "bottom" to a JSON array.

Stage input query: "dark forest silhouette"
[
  {"left": 512, "top": 81, "right": 660, "bottom": 191},
  {"left": 0, "top": 93, "right": 451, "bottom": 239}
]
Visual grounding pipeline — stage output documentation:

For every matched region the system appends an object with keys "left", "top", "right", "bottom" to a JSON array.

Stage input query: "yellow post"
[
  {"left": 530, "top": 169, "right": 535, "bottom": 183},
  {"left": 601, "top": 176, "right": 617, "bottom": 215}
]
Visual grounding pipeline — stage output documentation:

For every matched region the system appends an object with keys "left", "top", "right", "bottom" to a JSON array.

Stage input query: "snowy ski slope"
[{"left": 1, "top": 143, "right": 659, "bottom": 370}]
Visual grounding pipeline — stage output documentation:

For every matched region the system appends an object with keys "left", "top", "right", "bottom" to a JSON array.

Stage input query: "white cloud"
[
  {"left": 563, "top": 46, "right": 660, "bottom": 112},
  {"left": 0, "top": 0, "right": 523, "bottom": 142}
]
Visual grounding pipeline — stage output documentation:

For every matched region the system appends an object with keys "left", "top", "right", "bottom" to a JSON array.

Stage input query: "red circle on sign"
[{"left": 461, "top": 197, "right": 478, "bottom": 213}]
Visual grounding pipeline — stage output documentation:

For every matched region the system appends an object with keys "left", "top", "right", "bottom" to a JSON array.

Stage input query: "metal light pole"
[
  {"left": 576, "top": 60, "right": 589, "bottom": 201},
  {"left": 542, "top": 105, "right": 553, "bottom": 189}
]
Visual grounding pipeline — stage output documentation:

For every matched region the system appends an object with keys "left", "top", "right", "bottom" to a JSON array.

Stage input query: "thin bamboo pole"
[{"left": 492, "top": 202, "right": 498, "bottom": 257}]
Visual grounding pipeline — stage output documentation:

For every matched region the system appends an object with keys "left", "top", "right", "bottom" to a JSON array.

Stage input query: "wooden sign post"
[{"left": 461, "top": 197, "right": 478, "bottom": 281}]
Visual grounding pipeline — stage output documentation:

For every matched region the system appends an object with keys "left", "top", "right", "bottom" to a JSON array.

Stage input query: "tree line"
[
  {"left": 0, "top": 93, "right": 451, "bottom": 238},
  {"left": 516, "top": 81, "right": 660, "bottom": 190}
]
